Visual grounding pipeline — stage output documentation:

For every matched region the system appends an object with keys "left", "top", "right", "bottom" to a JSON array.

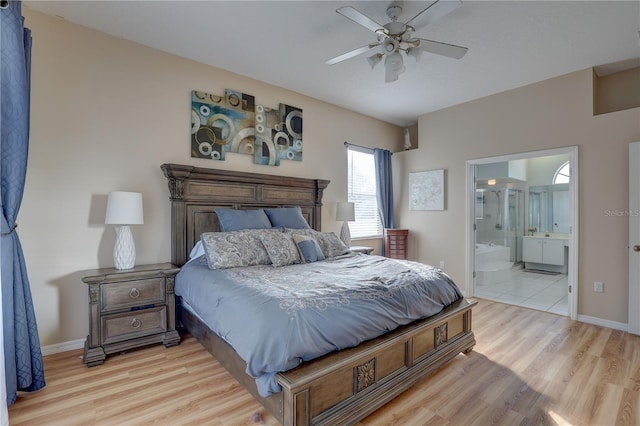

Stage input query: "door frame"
[
  {"left": 629, "top": 142, "right": 640, "bottom": 334},
  {"left": 465, "top": 146, "right": 579, "bottom": 320}
]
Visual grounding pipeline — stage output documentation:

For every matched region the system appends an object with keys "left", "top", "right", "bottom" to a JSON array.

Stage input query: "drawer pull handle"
[
  {"left": 131, "top": 318, "right": 142, "bottom": 329},
  {"left": 129, "top": 288, "right": 140, "bottom": 299}
]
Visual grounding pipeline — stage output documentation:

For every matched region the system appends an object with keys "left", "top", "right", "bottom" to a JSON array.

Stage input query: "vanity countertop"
[
  {"left": 523, "top": 234, "right": 569, "bottom": 245},
  {"left": 524, "top": 233, "right": 569, "bottom": 239}
]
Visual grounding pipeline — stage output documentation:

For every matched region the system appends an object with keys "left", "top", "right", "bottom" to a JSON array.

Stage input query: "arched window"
[{"left": 553, "top": 161, "right": 570, "bottom": 184}]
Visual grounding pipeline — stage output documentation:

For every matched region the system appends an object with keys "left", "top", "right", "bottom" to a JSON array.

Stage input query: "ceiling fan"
[{"left": 326, "top": 0, "right": 468, "bottom": 83}]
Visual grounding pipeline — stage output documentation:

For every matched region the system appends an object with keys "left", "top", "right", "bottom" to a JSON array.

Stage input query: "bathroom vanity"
[{"left": 522, "top": 235, "right": 569, "bottom": 273}]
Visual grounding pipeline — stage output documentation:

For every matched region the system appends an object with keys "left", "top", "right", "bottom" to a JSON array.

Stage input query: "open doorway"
[{"left": 466, "top": 147, "right": 579, "bottom": 320}]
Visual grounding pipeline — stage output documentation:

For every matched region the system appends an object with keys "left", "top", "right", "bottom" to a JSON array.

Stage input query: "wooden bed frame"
[{"left": 161, "top": 163, "right": 476, "bottom": 425}]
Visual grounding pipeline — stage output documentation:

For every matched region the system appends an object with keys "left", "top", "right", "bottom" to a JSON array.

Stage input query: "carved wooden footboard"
[
  {"left": 162, "top": 163, "right": 476, "bottom": 425},
  {"left": 182, "top": 297, "right": 476, "bottom": 425},
  {"left": 276, "top": 298, "right": 476, "bottom": 425}
]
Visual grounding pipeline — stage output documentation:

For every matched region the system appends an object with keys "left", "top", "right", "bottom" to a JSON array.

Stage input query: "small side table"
[
  {"left": 82, "top": 263, "right": 181, "bottom": 367},
  {"left": 350, "top": 246, "right": 374, "bottom": 255}
]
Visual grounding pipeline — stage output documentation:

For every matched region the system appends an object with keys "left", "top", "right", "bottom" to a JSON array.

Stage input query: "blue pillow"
[
  {"left": 215, "top": 208, "right": 271, "bottom": 232},
  {"left": 292, "top": 234, "right": 325, "bottom": 263},
  {"left": 265, "top": 207, "right": 311, "bottom": 229}
]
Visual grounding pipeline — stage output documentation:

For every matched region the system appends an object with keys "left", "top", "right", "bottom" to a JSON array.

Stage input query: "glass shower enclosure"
[{"left": 475, "top": 178, "right": 526, "bottom": 265}]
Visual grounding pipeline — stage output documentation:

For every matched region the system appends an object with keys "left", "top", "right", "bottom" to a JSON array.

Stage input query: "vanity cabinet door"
[
  {"left": 523, "top": 238, "right": 543, "bottom": 263},
  {"left": 542, "top": 239, "right": 565, "bottom": 265}
]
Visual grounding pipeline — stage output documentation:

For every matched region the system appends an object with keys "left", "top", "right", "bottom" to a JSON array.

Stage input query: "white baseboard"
[
  {"left": 577, "top": 314, "right": 628, "bottom": 332},
  {"left": 41, "top": 338, "right": 85, "bottom": 356}
]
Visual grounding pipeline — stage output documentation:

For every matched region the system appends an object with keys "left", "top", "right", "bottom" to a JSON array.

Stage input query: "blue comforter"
[{"left": 176, "top": 253, "right": 462, "bottom": 397}]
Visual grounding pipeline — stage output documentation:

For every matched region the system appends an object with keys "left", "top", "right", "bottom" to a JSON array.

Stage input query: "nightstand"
[
  {"left": 350, "top": 246, "right": 374, "bottom": 255},
  {"left": 82, "top": 263, "right": 181, "bottom": 367}
]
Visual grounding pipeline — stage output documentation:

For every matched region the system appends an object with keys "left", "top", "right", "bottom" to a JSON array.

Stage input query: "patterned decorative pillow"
[
  {"left": 316, "top": 231, "right": 349, "bottom": 258},
  {"left": 259, "top": 232, "right": 301, "bottom": 267},
  {"left": 200, "top": 228, "right": 282, "bottom": 269},
  {"left": 285, "top": 228, "right": 349, "bottom": 259},
  {"left": 292, "top": 234, "right": 325, "bottom": 263}
]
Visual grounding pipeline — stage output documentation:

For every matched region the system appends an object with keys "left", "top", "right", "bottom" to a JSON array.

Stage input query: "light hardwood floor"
[{"left": 9, "top": 299, "right": 640, "bottom": 425}]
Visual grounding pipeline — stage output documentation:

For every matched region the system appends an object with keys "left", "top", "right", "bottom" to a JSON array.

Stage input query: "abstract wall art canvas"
[
  {"left": 409, "top": 169, "right": 445, "bottom": 210},
  {"left": 191, "top": 89, "right": 302, "bottom": 166},
  {"left": 191, "top": 89, "right": 256, "bottom": 161}
]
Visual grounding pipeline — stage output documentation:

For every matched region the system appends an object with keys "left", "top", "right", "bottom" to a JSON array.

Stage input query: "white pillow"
[{"left": 189, "top": 240, "right": 205, "bottom": 260}]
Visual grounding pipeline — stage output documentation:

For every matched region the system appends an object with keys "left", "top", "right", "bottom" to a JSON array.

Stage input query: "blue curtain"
[
  {"left": 1, "top": 1, "right": 45, "bottom": 405},
  {"left": 373, "top": 149, "right": 394, "bottom": 256}
]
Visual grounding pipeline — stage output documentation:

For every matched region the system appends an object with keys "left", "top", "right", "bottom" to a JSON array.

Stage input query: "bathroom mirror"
[{"left": 529, "top": 184, "right": 569, "bottom": 233}]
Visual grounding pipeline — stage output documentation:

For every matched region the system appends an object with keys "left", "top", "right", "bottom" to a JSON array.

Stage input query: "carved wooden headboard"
[{"left": 161, "top": 163, "right": 330, "bottom": 266}]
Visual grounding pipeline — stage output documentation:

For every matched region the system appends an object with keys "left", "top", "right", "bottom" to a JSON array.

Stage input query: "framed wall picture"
[{"left": 409, "top": 169, "right": 445, "bottom": 210}]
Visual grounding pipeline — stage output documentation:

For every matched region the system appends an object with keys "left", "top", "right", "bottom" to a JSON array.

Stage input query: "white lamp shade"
[
  {"left": 105, "top": 192, "right": 144, "bottom": 225},
  {"left": 336, "top": 202, "right": 355, "bottom": 222}
]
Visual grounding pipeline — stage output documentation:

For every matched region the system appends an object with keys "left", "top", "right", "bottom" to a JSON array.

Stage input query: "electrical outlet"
[
  {"left": 439, "top": 260, "right": 445, "bottom": 269},
  {"left": 594, "top": 281, "right": 604, "bottom": 293}
]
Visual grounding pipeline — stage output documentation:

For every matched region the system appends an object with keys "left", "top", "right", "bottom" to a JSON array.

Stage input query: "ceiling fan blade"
[
  {"left": 326, "top": 43, "right": 379, "bottom": 65},
  {"left": 405, "top": 0, "right": 463, "bottom": 29},
  {"left": 413, "top": 38, "right": 468, "bottom": 59},
  {"left": 337, "top": 6, "right": 387, "bottom": 34}
]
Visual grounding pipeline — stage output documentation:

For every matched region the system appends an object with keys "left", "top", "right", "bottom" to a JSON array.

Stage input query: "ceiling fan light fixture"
[
  {"left": 367, "top": 53, "right": 383, "bottom": 69},
  {"left": 406, "top": 47, "right": 423, "bottom": 62},
  {"left": 384, "top": 51, "right": 404, "bottom": 71},
  {"left": 328, "top": 1, "right": 469, "bottom": 83},
  {"left": 385, "top": 67, "right": 399, "bottom": 83},
  {"left": 384, "top": 51, "right": 405, "bottom": 83},
  {"left": 385, "top": 65, "right": 405, "bottom": 83},
  {"left": 382, "top": 38, "right": 398, "bottom": 54}
]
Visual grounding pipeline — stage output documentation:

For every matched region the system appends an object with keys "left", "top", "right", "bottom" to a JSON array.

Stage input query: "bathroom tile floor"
[{"left": 475, "top": 265, "right": 568, "bottom": 315}]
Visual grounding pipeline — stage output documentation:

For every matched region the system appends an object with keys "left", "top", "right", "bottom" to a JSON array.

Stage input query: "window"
[
  {"left": 347, "top": 148, "right": 383, "bottom": 238},
  {"left": 553, "top": 161, "right": 570, "bottom": 184}
]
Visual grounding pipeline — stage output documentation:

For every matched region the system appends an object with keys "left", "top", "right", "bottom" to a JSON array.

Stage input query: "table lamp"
[
  {"left": 105, "top": 191, "right": 143, "bottom": 270},
  {"left": 336, "top": 201, "right": 355, "bottom": 247}
]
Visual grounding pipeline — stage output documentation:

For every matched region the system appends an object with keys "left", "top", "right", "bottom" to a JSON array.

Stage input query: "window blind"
[{"left": 347, "top": 148, "right": 383, "bottom": 238}]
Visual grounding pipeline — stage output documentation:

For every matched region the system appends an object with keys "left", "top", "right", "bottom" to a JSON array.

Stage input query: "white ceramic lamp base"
[
  {"left": 113, "top": 225, "right": 136, "bottom": 270},
  {"left": 340, "top": 221, "right": 351, "bottom": 248}
]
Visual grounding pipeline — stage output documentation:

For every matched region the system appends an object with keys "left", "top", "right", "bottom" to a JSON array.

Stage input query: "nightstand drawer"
[
  {"left": 101, "top": 306, "right": 167, "bottom": 345},
  {"left": 101, "top": 277, "right": 166, "bottom": 313}
]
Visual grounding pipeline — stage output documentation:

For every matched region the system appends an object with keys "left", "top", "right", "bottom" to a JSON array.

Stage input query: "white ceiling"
[{"left": 25, "top": 1, "right": 640, "bottom": 127}]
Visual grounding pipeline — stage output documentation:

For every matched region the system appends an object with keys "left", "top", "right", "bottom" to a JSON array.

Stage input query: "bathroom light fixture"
[
  {"left": 105, "top": 191, "right": 144, "bottom": 270},
  {"left": 336, "top": 201, "right": 355, "bottom": 247}
]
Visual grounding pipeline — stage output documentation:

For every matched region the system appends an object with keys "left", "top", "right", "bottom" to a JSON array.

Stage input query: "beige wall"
[
  {"left": 21, "top": 9, "right": 403, "bottom": 346},
  {"left": 396, "top": 68, "right": 640, "bottom": 324},
  {"left": 595, "top": 67, "right": 640, "bottom": 115}
]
